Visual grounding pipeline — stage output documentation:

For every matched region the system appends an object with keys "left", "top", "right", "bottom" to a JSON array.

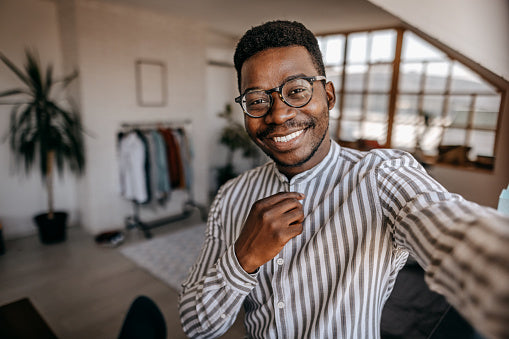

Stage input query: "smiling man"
[{"left": 179, "top": 21, "right": 509, "bottom": 339}]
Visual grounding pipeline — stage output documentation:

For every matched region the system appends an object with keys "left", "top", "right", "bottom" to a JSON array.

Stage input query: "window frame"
[{"left": 318, "top": 26, "right": 505, "bottom": 172}]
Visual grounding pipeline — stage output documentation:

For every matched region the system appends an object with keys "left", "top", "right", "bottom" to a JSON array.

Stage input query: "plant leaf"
[
  {"left": 0, "top": 88, "right": 29, "bottom": 98},
  {"left": 0, "top": 53, "right": 31, "bottom": 86}
]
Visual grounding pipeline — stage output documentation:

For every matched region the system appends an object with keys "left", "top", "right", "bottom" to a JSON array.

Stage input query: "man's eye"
[
  {"left": 287, "top": 87, "right": 308, "bottom": 97},
  {"left": 247, "top": 98, "right": 269, "bottom": 106}
]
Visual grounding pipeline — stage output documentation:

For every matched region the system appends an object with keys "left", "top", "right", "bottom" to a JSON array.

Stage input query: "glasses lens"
[
  {"left": 244, "top": 91, "right": 271, "bottom": 117},
  {"left": 282, "top": 78, "right": 313, "bottom": 107}
]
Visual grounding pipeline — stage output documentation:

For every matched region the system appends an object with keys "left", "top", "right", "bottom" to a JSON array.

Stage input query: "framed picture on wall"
[{"left": 135, "top": 59, "right": 167, "bottom": 107}]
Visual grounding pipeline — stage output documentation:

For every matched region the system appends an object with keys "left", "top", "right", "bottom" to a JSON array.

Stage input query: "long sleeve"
[
  {"left": 118, "top": 133, "right": 148, "bottom": 203},
  {"left": 178, "top": 186, "right": 258, "bottom": 338},
  {"left": 376, "top": 151, "right": 509, "bottom": 339}
]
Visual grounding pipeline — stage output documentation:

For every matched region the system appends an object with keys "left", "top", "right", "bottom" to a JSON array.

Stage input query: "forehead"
[{"left": 240, "top": 46, "right": 317, "bottom": 92}]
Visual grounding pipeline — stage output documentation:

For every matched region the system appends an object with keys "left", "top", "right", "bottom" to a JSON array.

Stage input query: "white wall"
[
  {"left": 0, "top": 0, "right": 79, "bottom": 239},
  {"left": 205, "top": 32, "right": 265, "bottom": 197},
  {"left": 73, "top": 0, "right": 209, "bottom": 234},
  {"left": 0, "top": 0, "right": 212, "bottom": 237},
  {"left": 367, "top": 0, "right": 509, "bottom": 208},
  {"left": 368, "top": 0, "right": 509, "bottom": 81}
]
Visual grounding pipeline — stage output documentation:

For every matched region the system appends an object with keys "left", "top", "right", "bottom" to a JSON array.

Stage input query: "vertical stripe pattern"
[{"left": 179, "top": 141, "right": 509, "bottom": 339}]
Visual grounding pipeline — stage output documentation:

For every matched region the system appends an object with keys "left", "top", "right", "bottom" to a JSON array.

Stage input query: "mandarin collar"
[{"left": 272, "top": 140, "right": 341, "bottom": 185}]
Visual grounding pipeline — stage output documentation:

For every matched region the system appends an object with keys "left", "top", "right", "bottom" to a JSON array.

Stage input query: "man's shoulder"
[{"left": 339, "top": 145, "right": 417, "bottom": 166}]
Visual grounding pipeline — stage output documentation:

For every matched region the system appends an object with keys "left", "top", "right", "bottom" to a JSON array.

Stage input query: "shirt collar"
[{"left": 272, "top": 140, "right": 341, "bottom": 185}]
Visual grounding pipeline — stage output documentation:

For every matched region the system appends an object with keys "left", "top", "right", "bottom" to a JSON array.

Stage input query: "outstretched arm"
[{"left": 377, "top": 151, "right": 509, "bottom": 339}]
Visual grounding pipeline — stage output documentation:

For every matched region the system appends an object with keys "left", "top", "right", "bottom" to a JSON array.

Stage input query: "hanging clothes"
[
  {"left": 118, "top": 125, "right": 190, "bottom": 205},
  {"left": 150, "top": 130, "right": 172, "bottom": 202},
  {"left": 118, "top": 132, "right": 149, "bottom": 204},
  {"left": 174, "top": 128, "right": 192, "bottom": 190},
  {"left": 134, "top": 130, "right": 152, "bottom": 204},
  {"left": 159, "top": 128, "right": 185, "bottom": 189}
]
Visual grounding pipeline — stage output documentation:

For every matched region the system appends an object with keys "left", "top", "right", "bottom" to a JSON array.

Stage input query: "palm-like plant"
[
  {"left": 216, "top": 104, "right": 260, "bottom": 187},
  {"left": 0, "top": 50, "right": 85, "bottom": 220}
]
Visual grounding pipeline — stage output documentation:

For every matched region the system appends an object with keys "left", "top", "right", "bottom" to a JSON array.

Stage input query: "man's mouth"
[{"left": 272, "top": 129, "right": 304, "bottom": 143}]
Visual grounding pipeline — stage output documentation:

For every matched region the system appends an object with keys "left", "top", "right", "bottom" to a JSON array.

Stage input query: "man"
[{"left": 179, "top": 21, "right": 509, "bottom": 339}]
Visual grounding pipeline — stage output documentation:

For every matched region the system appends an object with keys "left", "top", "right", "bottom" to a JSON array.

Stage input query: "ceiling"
[{"left": 101, "top": 0, "right": 401, "bottom": 38}]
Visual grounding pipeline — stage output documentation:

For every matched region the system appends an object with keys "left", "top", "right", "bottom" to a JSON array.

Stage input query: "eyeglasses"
[{"left": 235, "top": 75, "right": 326, "bottom": 118}]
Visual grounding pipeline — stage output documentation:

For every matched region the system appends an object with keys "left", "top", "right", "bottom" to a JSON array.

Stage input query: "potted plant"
[
  {"left": 216, "top": 104, "right": 260, "bottom": 188},
  {"left": 0, "top": 50, "right": 86, "bottom": 244}
]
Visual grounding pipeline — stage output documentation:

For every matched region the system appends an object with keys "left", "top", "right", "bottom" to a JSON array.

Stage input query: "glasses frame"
[{"left": 235, "top": 75, "right": 326, "bottom": 118}]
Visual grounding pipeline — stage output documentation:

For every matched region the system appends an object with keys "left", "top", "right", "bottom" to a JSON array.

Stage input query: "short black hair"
[{"left": 233, "top": 20, "right": 325, "bottom": 91}]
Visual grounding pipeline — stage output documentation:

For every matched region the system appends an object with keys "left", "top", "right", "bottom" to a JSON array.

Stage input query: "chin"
[{"left": 267, "top": 130, "right": 328, "bottom": 169}]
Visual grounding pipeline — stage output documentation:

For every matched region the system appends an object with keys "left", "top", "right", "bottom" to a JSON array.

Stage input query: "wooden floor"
[{"left": 0, "top": 215, "right": 246, "bottom": 338}]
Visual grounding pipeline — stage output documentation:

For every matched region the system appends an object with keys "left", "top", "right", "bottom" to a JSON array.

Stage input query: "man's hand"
[{"left": 234, "top": 192, "right": 305, "bottom": 273}]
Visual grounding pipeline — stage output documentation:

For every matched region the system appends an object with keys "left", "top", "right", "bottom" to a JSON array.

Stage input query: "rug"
[{"left": 120, "top": 223, "right": 206, "bottom": 292}]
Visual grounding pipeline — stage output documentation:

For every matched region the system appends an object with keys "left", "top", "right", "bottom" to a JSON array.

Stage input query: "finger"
[
  {"left": 268, "top": 196, "right": 304, "bottom": 216},
  {"left": 282, "top": 206, "right": 304, "bottom": 226},
  {"left": 285, "top": 219, "right": 304, "bottom": 238},
  {"left": 259, "top": 191, "right": 304, "bottom": 205}
]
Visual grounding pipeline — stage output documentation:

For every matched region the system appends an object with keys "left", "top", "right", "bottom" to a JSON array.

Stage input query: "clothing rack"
[
  {"left": 120, "top": 120, "right": 207, "bottom": 238},
  {"left": 120, "top": 119, "right": 192, "bottom": 131}
]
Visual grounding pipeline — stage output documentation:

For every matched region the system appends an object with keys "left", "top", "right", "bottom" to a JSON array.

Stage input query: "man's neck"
[{"left": 277, "top": 137, "right": 332, "bottom": 179}]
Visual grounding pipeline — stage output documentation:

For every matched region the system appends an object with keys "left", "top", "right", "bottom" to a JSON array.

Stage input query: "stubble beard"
[{"left": 254, "top": 112, "right": 329, "bottom": 169}]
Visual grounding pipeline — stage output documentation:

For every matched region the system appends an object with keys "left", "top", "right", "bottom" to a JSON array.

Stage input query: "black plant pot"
[{"left": 34, "top": 212, "right": 67, "bottom": 244}]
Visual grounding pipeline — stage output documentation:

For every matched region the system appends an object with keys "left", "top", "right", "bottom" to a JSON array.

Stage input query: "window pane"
[
  {"left": 399, "top": 62, "right": 423, "bottom": 92},
  {"left": 424, "top": 62, "right": 450, "bottom": 92},
  {"left": 402, "top": 31, "right": 446, "bottom": 61},
  {"left": 345, "top": 64, "right": 367, "bottom": 91},
  {"left": 392, "top": 123, "right": 417, "bottom": 150},
  {"left": 340, "top": 120, "right": 361, "bottom": 141},
  {"left": 393, "top": 94, "right": 420, "bottom": 150},
  {"left": 347, "top": 32, "right": 368, "bottom": 63},
  {"left": 323, "top": 35, "right": 345, "bottom": 66},
  {"left": 329, "top": 118, "right": 339, "bottom": 137},
  {"left": 442, "top": 128, "right": 466, "bottom": 145},
  {"left": 469, "top": 130, "right": 495, "bottom": 158},
  {"left": 448, "top": 95, "right": 472, "bottom": 128},
  {"left": 366, "top": 94, "right": 388, "bottom": 121},
  {"left": 318, "top": 37, "right": 326, "bottom": 56},
  {"left": 342, "top": 94, "right": 363, "bottom": 119},
  {"left": 396, "top": 94, "right": 419, "bottom": 117},
  {"left": 420, "top": 126, "right": 443, "bottom": 155},
  {"left": 330, "top": 105, "right": 340, "bottom": 119},
  {"left": 422, "top": 95, "right": 444, "bottom": 120},
  {"left": 326, "top": 66, "right": 343, "bottom": 93},
  {"left": 361, "top": 120, "right": 387, "bottom": 144},
  {"left": 370, "top": 29, "right": 396, "bottom": 63},
  {"left": 473, "top": 95, "right": 500, "bottom": 129},
  {"left": 451, "top": 62, "right": 497, "bottom": 94},
  {"left": 368, "top": 64, "right": 392, "bottom": 92},
  {"left": 364, "top": 95, "right": 388, "bottom": 145}
]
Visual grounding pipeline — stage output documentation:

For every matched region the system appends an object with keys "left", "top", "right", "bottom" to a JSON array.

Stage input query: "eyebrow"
[{"left": 242, "top": 73, "right": 309, "bottom": 94}]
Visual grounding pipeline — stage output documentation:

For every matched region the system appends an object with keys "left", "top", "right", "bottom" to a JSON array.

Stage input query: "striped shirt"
[{"left": 179, "top": 141, "right": 509, "bottom": 339}]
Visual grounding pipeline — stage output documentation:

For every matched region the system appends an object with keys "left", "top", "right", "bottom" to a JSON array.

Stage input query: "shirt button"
[
  {"left": 277, "top": 301, "right": 285, "bottom": 309},
  {"left": 221, "top": 314, "right": 226, "bottom": 319},
  {"left": 276, "top": 258, "right": 284, "bottom": 265}
]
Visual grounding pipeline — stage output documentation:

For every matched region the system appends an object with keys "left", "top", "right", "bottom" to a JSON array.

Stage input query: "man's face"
[{"left": 240, "top": 46, "right": 336, "bottom": 178}]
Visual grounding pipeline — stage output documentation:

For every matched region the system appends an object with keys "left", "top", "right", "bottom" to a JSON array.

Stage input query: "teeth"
[{"left": 273, "top": 130, "right": 303, "bottom": 143}]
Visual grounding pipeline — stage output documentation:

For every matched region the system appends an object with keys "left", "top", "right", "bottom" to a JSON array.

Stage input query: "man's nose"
[{"left": 264, "top": 93, "right": 296, "bottom": 125}]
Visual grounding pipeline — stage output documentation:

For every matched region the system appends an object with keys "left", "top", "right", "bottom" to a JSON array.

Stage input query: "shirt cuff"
[{"left": 217, "top": 245, "right": 258, "bottom": 294}]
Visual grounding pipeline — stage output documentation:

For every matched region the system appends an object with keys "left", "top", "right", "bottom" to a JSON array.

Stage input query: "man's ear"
[{"left": 325, "top": 81, "right": 336, "bottom": 110}]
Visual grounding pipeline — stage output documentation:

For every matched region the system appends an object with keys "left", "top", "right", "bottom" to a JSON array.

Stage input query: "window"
[{"left": 318, "top": 29, "right": 503, "bottom": 170}]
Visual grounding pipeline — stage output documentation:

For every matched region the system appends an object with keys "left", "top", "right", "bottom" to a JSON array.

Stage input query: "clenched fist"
[{"left": 234, "top": 192, "right": 305, "bottom": 273}]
